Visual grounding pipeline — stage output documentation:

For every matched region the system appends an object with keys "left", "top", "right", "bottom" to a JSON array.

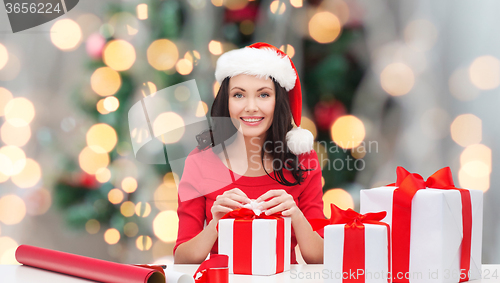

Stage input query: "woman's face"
[{"left": 228, "top": 74, "right": 276, "bottom": 140}]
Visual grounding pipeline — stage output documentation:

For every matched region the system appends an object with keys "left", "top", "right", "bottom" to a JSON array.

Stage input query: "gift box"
[
  {"left": 360, "top": 167, "right": 483, "bottom": 283},
  {"left": 218, "top": 208, "right": 291, "bottom": 275},
  {"left": 310, "top": 204, "right": 390, "bottom": 283}
]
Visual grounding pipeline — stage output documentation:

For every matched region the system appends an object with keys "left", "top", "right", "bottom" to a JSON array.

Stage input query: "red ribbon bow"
[
  {"left": 220, "top": 207, "right": 283, "bottom": 220},
  {"left": 218, "top": 207, "right": 285, "bottom": 275},
  {"left": 309, "top": 204, "right": 391, "bottom": 283},
  {"left": 193, "top": 254, "right": 228, "bottom": 283},
  {"left": 309, "top": 203, "right": 387, "bottom": 230},
  {"left": 389, "top": 166, "right": 472, "bottom": 282}
]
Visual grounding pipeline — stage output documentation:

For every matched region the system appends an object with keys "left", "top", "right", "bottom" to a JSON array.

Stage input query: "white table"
[{"left": 1, "top": 264, "right": 499, "bottom": 282}]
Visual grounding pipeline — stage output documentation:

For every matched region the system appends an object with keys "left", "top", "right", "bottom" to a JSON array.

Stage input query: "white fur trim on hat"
[
  {"left": 215, "top": 47, "right": 296, "bottom": 91},
  {"left": 286, "top": 127, "right": 314, "bottom": 155}
]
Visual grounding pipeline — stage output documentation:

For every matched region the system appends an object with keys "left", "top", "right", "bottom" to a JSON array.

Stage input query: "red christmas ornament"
[
  {"left": 78, "top": 172, "right": 99, "bottom": 189},
  {"left": 313, "top": 100, "right": 347, "bottom": 131},
  {"left": 224, "top": 4, "right": 258, "bottom": 23}
]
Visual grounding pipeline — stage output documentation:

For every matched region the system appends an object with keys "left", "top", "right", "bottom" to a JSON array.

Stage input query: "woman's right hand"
[{"left": 211, "top": 188, "right": 251, "bottom": 222}]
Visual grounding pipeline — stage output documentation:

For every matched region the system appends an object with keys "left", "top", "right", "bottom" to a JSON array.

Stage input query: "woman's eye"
[
  {"left": 260, "top": 93, "right": 270, "bottom": 98},
  {"left": 233, "top": 93, "right": 243, "bottom": 98}
]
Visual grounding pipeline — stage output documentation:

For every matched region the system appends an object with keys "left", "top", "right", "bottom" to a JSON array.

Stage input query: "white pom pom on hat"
[{"left": 215, "top": 42, "right": 314, "bottom": 155}]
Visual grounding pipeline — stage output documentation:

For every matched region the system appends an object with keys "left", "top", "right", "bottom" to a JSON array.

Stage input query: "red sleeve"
[
  {"left": 173, "top": 151, "right": 207, "bottom": 255},
  {"left": 297, "top": 150, "right": 325, "bottom": 238}
]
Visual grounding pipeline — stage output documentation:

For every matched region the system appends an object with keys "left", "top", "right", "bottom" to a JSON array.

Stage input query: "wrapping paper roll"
[{"left": 15, "top": 245, "right": 165, "bottom": 283}]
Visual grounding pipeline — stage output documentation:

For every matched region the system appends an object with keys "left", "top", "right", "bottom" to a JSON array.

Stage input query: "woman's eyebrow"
[
  {"left": 230, "top": 87, "right": 246, "bottom": 91},
  {"left": 230, "top": 86, "right": 273, "bottom": 91},
  {"left": 257, "top": 87, "right": 273, "bottom": 92}
]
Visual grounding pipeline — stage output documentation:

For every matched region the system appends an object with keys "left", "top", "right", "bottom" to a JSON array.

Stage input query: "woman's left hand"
[{"left": 256, "top": 189, "right": 301, "bottom": 218}]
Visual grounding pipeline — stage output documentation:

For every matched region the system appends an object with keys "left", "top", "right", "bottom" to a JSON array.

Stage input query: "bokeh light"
[
  {"left": 135, "top": 202, "right": 151, "bottom": 218},
  {"left": 95, "top": 167, "right": 111, "bottom": 183},
  {"left": 103, "top": 96, "right": 120, "bottom": 112},
  {"left": 161, "top": 186, "right": 179, "bottom": 211},
  {"left": 153, "top": 210, "right": 178, "bottom": 242},
  {"left": 1, "top": 123, "right": 31, "bottom": 147},
  {"left": 136, "top": 235, "right": 153, "bottom": 251},
  {"left": 290, "top": 0, "right": 303, "bottom": 8},
  {"left": 208, "top": 40, "right": 223, "bottom": 55},
  {"left": 86, "top": 219, "right": 100, "bottom": 234},
  {"left": 86, "top": 123, "right": 118, "bottom": 153},
  {"left": 279, "top": 44, "right": 295, "bottom": 59},
  {"left": 0, "top": 195, "right": 26, "bottom": 225},
  {"left": 461, "top": 144, "right": 491, "bottom": 170},
  {"left": 308, "top": 12, "right": 341, "bottom": 44},
  {"left": 103, "top": 40, "right": 136, "bottom": 71},
  {"left": 152, "top": 112, "right": 185, "bottom": 144},
  {"left": 104, "top": 228, "right": 121, "bottom": 245},
  {"left": 213, "top": 81, "right": 220, "bottom": 98},
  {"left": 351, "top": 146, "right": 366, "bottom": 159},
  {"left": 25, "top": 188, "right": 52, "bottom": 216},
  {"left": 449, "top": 68, "right": 480, "bottom": 101},
  {"left": 195, "top": 101, "right": 209, "bottom": 117},
  {"left": 0, "top": 44, "right": 7, "bottom": 70},
  {"left": 270, "top": 0, "right": 286, "bottom": 14},
  {"left": 450, "top": 114, "right": 482, "bottom": 147},
  {"left": 0, "top": 87, "right": 13, "bottom": 116},
  {"left": 137, "top": 4, "right": 148, "bottom": 20},
  {"left": 211, "top": 0, "right": 223, "bottom": 7},
  {"left": 225, "top": 0, "right": 248, "bottom": 10},
  {"left": 124, "top": 222, "right": 139, "bottom": 237},
  {"left": 459, "top": 168, "right": 490, "bottom": 192},
  {"left": 380, "top": 63, "right": 415, "bottom": 96},
  {"left": 163, "top": 172, "right": 180, "bottom": 186},
  {"left": 91, "top": 67, "right": 122, "bottom": 97},
  {"left": 50, "top": 19, "right": 82, "bottom": 51},
  {"left": 0, "top": 237, "right": 18, "bottom": 264},
  {"left": 122, "top": 177, "right": 138, "bottom": 193},
  {"left": 404, "top": 19, "right": 438, "bottom": 52},
  {"left": 301, "top": 116, "right": 317, "bottom": 140},
  {"left": 96, "top": 99, "right": 110, "bottom": 115},
  {"left": 176, "top": 59, "right": 193, "bottom": 75},
  {"left": 4, "top": 97, "right": 35, "bottom": 127},
  {"left": 141, "top": 81, "right": 158, "bottom": 97},
  {"left": 460, "top": 144, "right": 492, "bottom": 179},
  {"left": 120, "top": 201, "right": 136, "bottom": 217},
  {"left": 184, "top": 50, "right": 201, "bottom": 66},
  {"left": 469, "top": 55, "right": 500, "bottom": 90},
  {"left": 108, "top": 12, "right": 139, "bottom": 38},
  {"left": 147, "top": 39, "right": 179, "bottom": 70},
  {"left": 78, "top": 146, "right": 110, "bottom": 175},
  {"left": 108, "top": 188, "right": 124, "bottom": 204},
  {"left": 0, "top": 146, "right": 26, "bottom": 176},
  {"left": 331, "top": 115, "right": 365, "bottom": 149},
  {"left": 11, "top": 158, "right": 41, "bottom": 188},
  {"left": 240, "top": 20, "right": 254, "bottom": 35},
  {"left": 322, "top": 188, "right": 354, "bottom": 218}
]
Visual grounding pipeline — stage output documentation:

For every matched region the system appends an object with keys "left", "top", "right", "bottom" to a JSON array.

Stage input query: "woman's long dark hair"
[{"left": 196, "top": 77, "right": 312, "bottom": 186}]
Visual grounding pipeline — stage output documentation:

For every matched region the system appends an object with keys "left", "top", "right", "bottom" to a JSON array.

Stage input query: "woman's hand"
[
  {"left": 256, "top": 189, "right": 301, "bottom": 218},
  {"left": 211, "top": 188, "right": 251, "bottom": 222}
]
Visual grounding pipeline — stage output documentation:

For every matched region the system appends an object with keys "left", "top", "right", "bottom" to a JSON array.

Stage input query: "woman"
[{"left": 174, "top": 42, "right": 325, "bottom": 264}]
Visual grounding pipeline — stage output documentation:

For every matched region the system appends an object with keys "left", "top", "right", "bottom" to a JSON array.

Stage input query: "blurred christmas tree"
[{"left": 53, "top": 0, "right": 367, "bottom": 258}]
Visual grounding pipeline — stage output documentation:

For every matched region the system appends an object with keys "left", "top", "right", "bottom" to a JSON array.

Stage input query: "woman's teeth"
[{"left": 241, "top": 118, "right": 263, "bottom": 122}]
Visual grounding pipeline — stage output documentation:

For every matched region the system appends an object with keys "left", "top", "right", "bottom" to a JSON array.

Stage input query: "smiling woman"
[{"left": 174, "top": 43, "right": 324, "bottom": 266}]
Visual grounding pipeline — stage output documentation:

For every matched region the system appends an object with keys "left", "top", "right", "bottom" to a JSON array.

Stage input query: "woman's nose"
[{"left": 244, "top": 97, "right": 259, "bottom": 112}]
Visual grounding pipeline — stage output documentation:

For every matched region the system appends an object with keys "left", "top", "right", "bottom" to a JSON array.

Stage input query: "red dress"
[{"left": 173, "top": 147, "right": 325, "bottom": 264}]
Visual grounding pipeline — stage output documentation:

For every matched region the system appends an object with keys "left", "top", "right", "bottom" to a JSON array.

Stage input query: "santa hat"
[{"left": 215, "top": 42, "right": 314, "bottom": 155}]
